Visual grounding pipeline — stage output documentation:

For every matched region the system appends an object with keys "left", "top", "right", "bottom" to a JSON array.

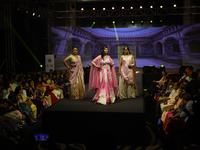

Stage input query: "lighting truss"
[{"left": 54, "top": 7, "right": 200, "bottom": 19}]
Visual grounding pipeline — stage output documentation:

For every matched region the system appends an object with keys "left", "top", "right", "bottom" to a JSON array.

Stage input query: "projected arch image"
[{"left": 51, "top": 24, "right": 200, "bottom": 71}]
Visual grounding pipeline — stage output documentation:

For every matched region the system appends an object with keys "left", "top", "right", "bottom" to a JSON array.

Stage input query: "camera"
[{"left": 34, "top": 134, "right": 49, "bottom": 141}]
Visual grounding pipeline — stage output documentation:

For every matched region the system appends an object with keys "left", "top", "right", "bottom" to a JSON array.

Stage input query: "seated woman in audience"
[
  {"left": 155, "top": 75, "right": 169, "bottom": 101},
  {"left": 56, "top": 72, "right": 68, "bottom": 98},
  {"left": 161, "top": 86, "right": 187, "bottom": 131},
  {"left": 149, "top": 70, "right": 168, "bottom": 97},
  {"left": 46, "top": 73, "right": 64, "bottom": 99},
  {"left": 6, "top": 92, "right": 26, "bottom": 126},
  {"left": 1, "top": 80, "right": 9, "bottom": 100},
  {"left": 156, "top": 82, "right": 180, "bottom": 115},
  {"left": 22, "top": 81, "right": 45, "bottom": 117},
  {"left": 185, "top": 72, "right": 200, "bottom": 99},
  {"left": 164, "top": 94, "right": 194, "bottom": 135},
  {"left": 15, "top": 86, "right": 37, "bottom": 124},
  {"left": 29, "top": 79, "right": 49, "bottom": 109},
  {"left": 158, "top": 78, "right": 174, "bottom": 101},
  {"left": 35, "top": 75, "right": 60, "bottom": 105}
]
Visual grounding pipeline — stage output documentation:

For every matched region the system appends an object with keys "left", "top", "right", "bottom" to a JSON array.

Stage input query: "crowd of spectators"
[
  {"left": 0, "top": 69, "right": 69, "bottom": 141},
  {"left": 148, "top": 67, "right": 200, "bottom": 150}
]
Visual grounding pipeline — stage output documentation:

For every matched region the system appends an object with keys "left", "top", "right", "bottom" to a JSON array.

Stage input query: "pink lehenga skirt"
[{"left": 92, "top": 66, "right": 116, "bottom": 105}]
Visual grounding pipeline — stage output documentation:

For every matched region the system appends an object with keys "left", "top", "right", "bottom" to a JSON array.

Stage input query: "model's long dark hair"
[
  {"left": 101, "top": 46, "right": 108, "bottom": 59},
  {"left": 122, "top": 46, "right": 131, "bottom": 55}
]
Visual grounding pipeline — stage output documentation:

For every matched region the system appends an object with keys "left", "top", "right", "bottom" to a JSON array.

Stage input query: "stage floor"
[
  {"left": 45, "top": 96, "right": 145, "bottom": 113},
  {"left": 42, "top": 96, "right": 146, "bottom": 145}
]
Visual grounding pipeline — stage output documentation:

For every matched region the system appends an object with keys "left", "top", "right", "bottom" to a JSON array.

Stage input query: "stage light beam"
[
  {"left": 91, "top": 22, "right": 95, "bottom": 28},
  {"left": 0, "top": 12, "right": 42, "bottom": 66},
  {"left": 113, "top": 21, "right": 119, "bottom": 41}
]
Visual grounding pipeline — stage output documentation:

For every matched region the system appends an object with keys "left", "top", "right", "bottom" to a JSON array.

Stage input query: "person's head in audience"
[
  {"left": 22, "top": 81, "right": 29, "bottom": 89},
  {"left": 168, "top": 78, "right": 174, "bottom": 85},
  {"left": 162, "top": 70, "right": 167, "bottom": 76},
  {"left": 42, "top": 75, "right": 46, "bottom": 84},
  {"left": 8, "top": 77, "right": 13, "bottom": 85},
  {"left": 49, "top": 69, "right": 54, "bottom": 74},
  {"left": 26, "top": 73, "right": 31, "bottom": 79},
  {"left": 180, "top": 86, "right": 187, "bottom": 98},
  {"left": 61, "top": 70, "right": 66, "bottom": 75},
  {"left": 19, "top": 72, "right": 24, "bottom": 77},
  {"left": 52, "top": 74, "right": 57, "bottom": 81},
  {"left": 41, "top": 70, "right": 45, "bottom": 75},
  {"left": 191, "top": 72, "right": 198, "bottom": 80},
  {"left": 182, "top": 93, "right": 192, "bottom": 105},
  {"left": 173, "top": 82, "right": 180, "bottom": 90},
  {"left": 35, "top": 76, "right": 42, "bottom": 84},
  {"left": 13, "top": 75, "right": 19, "bottom": 82},
  {"left": 8, "top": 91, "right": 15, "bottom": 102},
  {"left": 29, "top": 80, "right": 34, "bottom": 88},
  {"left": 15, "top": 86, "right": 23, "bottom": 95},
  {"left": 45, "top": 74, "right": 49, "bottom": 80},
  {"left": 56, "top": 73, "right": 60, "bottom": 79}
]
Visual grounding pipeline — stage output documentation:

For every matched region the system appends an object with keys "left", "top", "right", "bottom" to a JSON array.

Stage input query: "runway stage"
[{"left": 42, "top": 96, "right": 146, "bottom": 145}]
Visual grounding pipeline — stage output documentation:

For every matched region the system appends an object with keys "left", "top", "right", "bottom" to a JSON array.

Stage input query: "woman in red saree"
[{"left": 63, "top": 47, "right": 86, "bottom": 99}]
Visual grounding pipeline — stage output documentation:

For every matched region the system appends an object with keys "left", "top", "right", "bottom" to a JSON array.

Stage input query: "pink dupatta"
[{"left": 88, "top": 55, "right": 118, "bottom": 93}]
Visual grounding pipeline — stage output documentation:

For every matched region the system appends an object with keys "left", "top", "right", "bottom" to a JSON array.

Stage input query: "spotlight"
[
  {"left": 17, "top": 8, "right": 19, "bottom": 10},
  {"left": 173, "top": 4, "right": 177, "bottom": 7},
  {"left": 103, "top": 8, "right": 106, "bottom": 10},
  {"left": 32, "top": 12, "right": 35, "bottom": 16},
  {"left": 161, "top": 65, "right": 164, "bottom": 67},
  {"left": 122, "top": 7, "right": 124, "bottom": 9},
  {"left": 150, "top": 6, "right": 153, "bottom": 8},
  {"left": 113, "top": 21, "right": 115, "bottom": 24},
  {"left": 130, "top": 7, "right": 133, "bottom": 9},
  {"left": 160, "top": 6, "right": 163, "bottom": 8},
  {"left": 26, "top": 11, "right": 28, "bottom": 13},
  {"left": 132, "top": 20, "right": 134, "bottom": 24},
  {"left": 38, "top": 15, "right": 40, "bottom": 17},
  {"left": 112, "top": 7, "right": 115, "bottom": 10},
  {"left": 81, "top": 8, "right": 84, "bottom": 10},
  {"left": 93, "top": 22, "right": 95, "bottom": 24},
  {"left": 140, "top": 6, "right": 143, "bottom": 9},
  {"left": 93, "top": 8, "right": 95, "bottom": 10},
  {"left": 40, "top": 65, "right": 43, "bottom": 67},
  {"left": 150, "top": 20, "right": 153, "bottom": 23},
  {"left": 141, "top": 20, "right": 144, "bottom": 24},
  {"left": 160, "top": 19, "right": 163, "bottom": 23}
]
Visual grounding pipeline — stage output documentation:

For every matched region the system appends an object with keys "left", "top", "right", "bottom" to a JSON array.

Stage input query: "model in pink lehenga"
[
  {"left": 63, "top": 47, "right": 86, "bottom": 99},
  {"left": 88, "top": 46, "right": 118, "bottom": 105},
  {"left": 118, "top": 46, "right": 139, "bottom": 99}
]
